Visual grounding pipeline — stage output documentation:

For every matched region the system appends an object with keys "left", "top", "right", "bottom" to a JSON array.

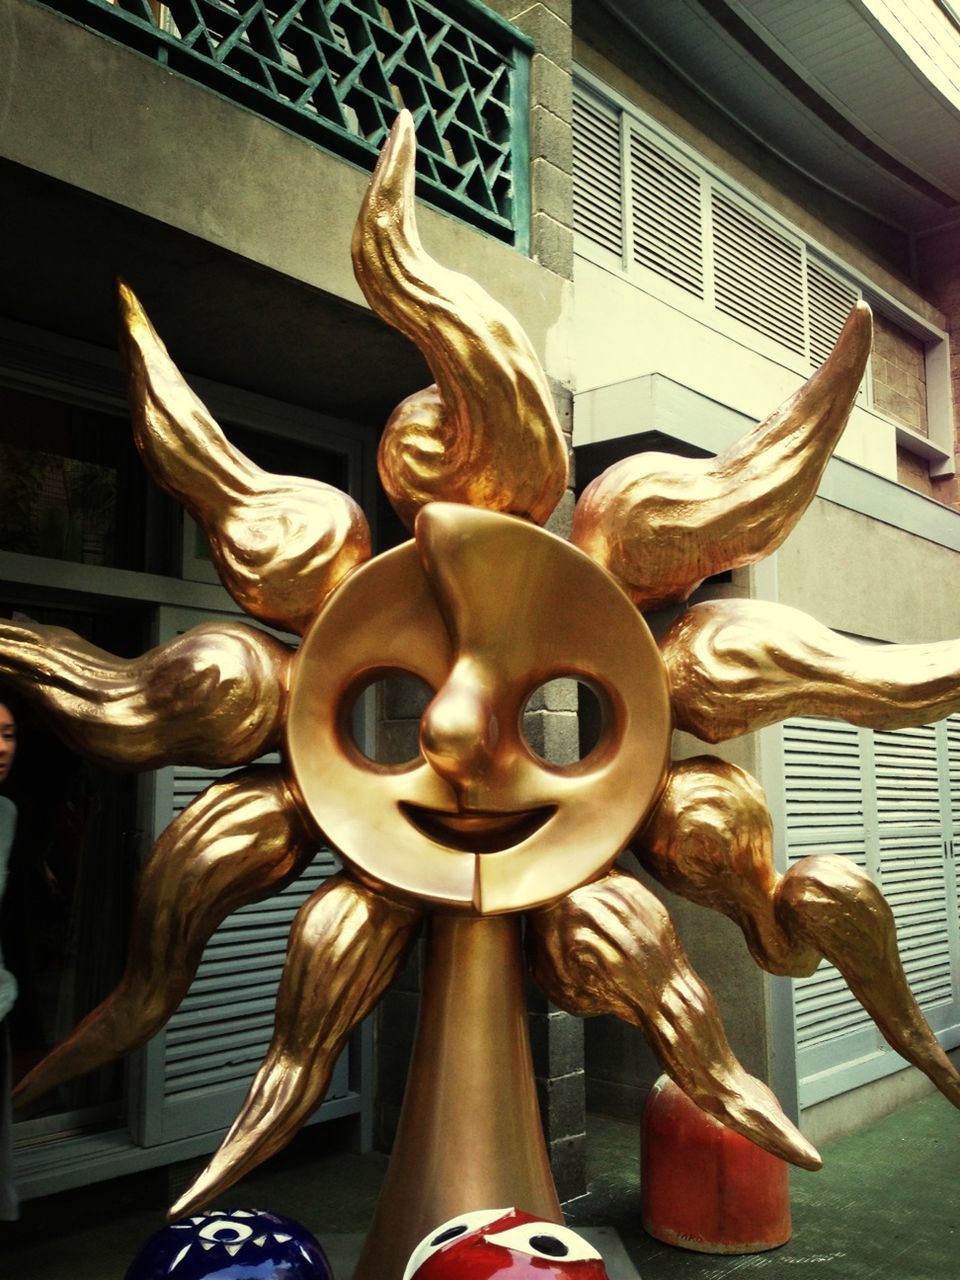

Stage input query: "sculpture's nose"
[{"left": 420, "top": 665, "right": 500, "bottom": 791}]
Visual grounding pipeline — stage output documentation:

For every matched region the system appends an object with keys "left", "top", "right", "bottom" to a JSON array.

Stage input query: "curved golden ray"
[
  {"left": 571, "top": 304, "right": 872, "bottom": 610},
  {"left": 634, "top": 756, "right": 815, "bottom": 977},
  {"left": 662, "top": 598, "right": 960, "bottom": 743},
  {"left": 637, "top": 758, "right": 960, "bottom": 1107},
  {"left": 526, "top": 868, "right": 822, "bottom": 1170},
  {"left": 351, "top": 110, "right": 568, "bottom": 530},
  {"left": 780, "top": 855, "right": 960, "bottom": 1106},
  {"left": 0, "top": 619, "right": 289, "bottom": 769},
  {"left": 170, "top": 876, "right": 422, "bottom": 1217},
  {"left": 14, "top": 767, "right": 314, "bottom": 1108},
  {"left": 119, "top": 283, "right": 371, "bottom": 635}
]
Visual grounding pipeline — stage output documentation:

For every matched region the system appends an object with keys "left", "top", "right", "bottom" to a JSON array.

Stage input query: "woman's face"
[{"left": 0, "top": 703, "right": 17, "bottom": 783}]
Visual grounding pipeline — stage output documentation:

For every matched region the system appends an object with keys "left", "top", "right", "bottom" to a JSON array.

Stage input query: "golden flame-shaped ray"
[
  {"left": 638, "top": 758, "right": 960, "bottom": 1107},
  {"left": 781, "top": 855, "right": 960, "bottom": 1105},
  {"left": 171, "top": 876, "right": 421, "bottom": 1217},
  {"left": 572, "top": 304, "right": 872, "bottom": 610},
  {"left": 527, "top": 868, "right": 822, "bottom": 1170},
  {"left": 351, "top": 111, "right": 568, "bottom": 529},
  {"left": 635, "top": 757, "right": 814, "bottom": 977},
  {"left": 14, "top": 768, "right": 314, "bottom": 1109},
  {"left": 119, "top": 283, "right": 371, "bottom": 635},
  {"left": 0, "top": 620, "right": 289, "bottom": 768},
  {"left": 662, "top": 598, "right": 960, "bottom": 743}
]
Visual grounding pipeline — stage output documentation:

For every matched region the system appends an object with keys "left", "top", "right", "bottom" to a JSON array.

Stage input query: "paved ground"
[
  {"left": 1, "top": 1093, "right": 957, "bottom": 1278},
  {"left": 571, "top": 1093, "right": 960, "bottom": 1279}
]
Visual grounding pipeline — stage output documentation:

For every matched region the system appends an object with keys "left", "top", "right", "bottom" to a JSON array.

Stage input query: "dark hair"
[{"left": 0, "top": 685, "right": 22, "bottom": 723}]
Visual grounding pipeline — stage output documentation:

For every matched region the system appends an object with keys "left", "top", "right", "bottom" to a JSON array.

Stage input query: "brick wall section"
[
  {"left": 872, "top": 313, "right": 928, "bottom": 436},
  {"left": 911, "top": 231, "right": 960, "bottom": 507}
]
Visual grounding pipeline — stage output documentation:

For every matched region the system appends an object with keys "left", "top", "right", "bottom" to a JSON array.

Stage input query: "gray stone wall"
[{"left": 487, "top": 0, "right": 574, "bottom": 282}]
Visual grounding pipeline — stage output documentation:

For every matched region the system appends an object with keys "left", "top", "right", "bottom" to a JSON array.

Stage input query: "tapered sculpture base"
[{"left": 353, "top": 912, "right": 562, "bottom": 1280}]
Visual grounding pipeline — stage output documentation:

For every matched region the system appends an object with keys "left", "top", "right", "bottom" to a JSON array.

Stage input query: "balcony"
[{"left": 39, "top": 0, "right": 531, "bottom": 245}]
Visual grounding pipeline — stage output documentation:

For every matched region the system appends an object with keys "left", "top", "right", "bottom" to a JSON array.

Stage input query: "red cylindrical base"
[{"left": 641, "top": 1075, "right": 792, "bottom": 1255}]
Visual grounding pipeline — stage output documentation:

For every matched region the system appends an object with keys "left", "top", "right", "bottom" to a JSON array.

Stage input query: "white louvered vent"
[
  {"left": 784, "top": 718, "right": 872, "bottom": 1051},
  {"left": 163, "top": 849, "right": 339, "bottom": 1103},
  {"left": 947, "top": 715, "right": 960, "bottom": 834},
  {"left": 947, "top": 715, "right": 960, "bottom": 933},
  {"left": 874, "top": 726, "right": 953, "bottom": 1009},
  {"left": 572, "top": 89, "right": 622, "bottom": 258},
  {"left": 808, "top": 260, "right": 859, "bottom": 369},
  {"left": 785, "top": 714, "right": 960, "bottom": 1103},
  {"left": 629, "top": 128, "right": 704, "bottom": 298},
  {"left": 571, "top": 77, "right": 945, "bottom": 487},
  {"left": 712, "top": 193, "right": 805, "bottom": 356},
  {"left": 161, "top": 760, "right": 342, "bottom": 1109},
  {"left": 784, "top": 718, "right": 866, "bottom": 849}
]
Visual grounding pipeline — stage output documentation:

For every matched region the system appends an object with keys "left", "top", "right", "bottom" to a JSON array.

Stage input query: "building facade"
[
  {"left": 571, "top": 0, "right": 960, "bottom": 1149},
  {"left": 0, "top": 0, "right": 581, "bottom": 1202},
  {"left": 1, "top": 0, "right": 960, "bottom": 1217}
]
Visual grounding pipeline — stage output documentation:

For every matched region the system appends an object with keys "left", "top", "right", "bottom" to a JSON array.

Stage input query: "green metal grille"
[{"left": 43, "top": 0, "right": 531, "bottom": 245}]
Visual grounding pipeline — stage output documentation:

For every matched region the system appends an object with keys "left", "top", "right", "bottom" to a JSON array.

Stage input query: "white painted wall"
[{"left": 574, "top": 257, "right": 898, "bottom": 480}]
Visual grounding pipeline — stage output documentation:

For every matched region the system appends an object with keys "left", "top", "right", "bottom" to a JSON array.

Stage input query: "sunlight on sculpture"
[{"left": 5, "top": 111, "right": 960, "bottom": 1280}]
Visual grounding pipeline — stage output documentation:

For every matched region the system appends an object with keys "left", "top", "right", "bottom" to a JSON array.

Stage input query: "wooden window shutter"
[
  {"left": 135, "top": 607, "right": 349, "bottom": 1149},
  {"left": 784, "top": 714, "right": 960, "bottom": 1106},
  {"left": 158, "top": 763, "right": 344, "bottom": 1143}
]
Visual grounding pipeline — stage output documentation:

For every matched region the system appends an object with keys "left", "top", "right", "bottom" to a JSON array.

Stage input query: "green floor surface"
[{"left": 2, "top": 1093, "right": 957, "bottom": 1279}]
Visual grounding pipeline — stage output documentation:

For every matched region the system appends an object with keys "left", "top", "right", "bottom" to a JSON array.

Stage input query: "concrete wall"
[
  {"left": 915, "top": 225, "right": 960, "bottom": 507},
  {"left": 573, "top": 259, "right": 898, "bottom": 479},
  {"left": 778, "top": 497, "right": 960, "bottom": 643},
  {"left": 0, "top": 0, "right": 570, "bottom": 379}
]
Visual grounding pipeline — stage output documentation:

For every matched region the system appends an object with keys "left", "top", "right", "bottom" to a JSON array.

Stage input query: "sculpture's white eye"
[
  {"left": 485, "top": 1222, "right": 603, "bottom": 1262},
  {"left": 197, "top": 1217, "right": 254, "bottom": 1244},
  {"left": 402, "top": 1208, "right": 511, "bottom": 1280}
]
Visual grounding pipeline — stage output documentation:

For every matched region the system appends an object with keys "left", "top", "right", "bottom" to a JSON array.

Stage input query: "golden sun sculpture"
[{"left": 7, "top": 112, "right": 960, "bottom": 1279}]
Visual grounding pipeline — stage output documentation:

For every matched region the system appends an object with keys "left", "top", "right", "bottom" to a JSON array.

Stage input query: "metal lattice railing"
[{"left": 43, "top": 0, "right": 531, "bottom": 245}]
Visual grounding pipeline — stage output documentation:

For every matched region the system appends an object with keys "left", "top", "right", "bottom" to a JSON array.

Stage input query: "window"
[
  {"left": 574, "top": 83, "right": 858, "bottom": 371},
  {"left": 0, "top": 386, "right": 147, "bottom": 571}
]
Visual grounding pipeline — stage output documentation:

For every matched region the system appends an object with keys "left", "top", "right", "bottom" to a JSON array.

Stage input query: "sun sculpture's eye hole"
[
  {"left": 522, "top": 678, "right": 610, "bottom": 766},
  {"left": 342, "top": 671, "right": 435, "bottom": 768},
  {"left": 485, "top": 1222, "right": 603, "bottom": 1262}
]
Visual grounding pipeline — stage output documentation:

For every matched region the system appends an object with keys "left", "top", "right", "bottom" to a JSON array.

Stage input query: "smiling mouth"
[{"left": 400, "top": 804, "right": 555, "bottom": 853}]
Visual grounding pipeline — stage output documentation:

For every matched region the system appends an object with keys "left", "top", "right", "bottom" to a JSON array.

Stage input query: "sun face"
[
  {"left": 287, "top": 501, "right": 671, "bottom": 913},
  {"left": 5, "top": 110, "right": 960, "bottom": 1268}
]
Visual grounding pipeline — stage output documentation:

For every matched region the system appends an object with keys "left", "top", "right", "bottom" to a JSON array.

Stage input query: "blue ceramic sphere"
[{"left": 125, "top": 1208, "right": 334, "bottom": 1280}]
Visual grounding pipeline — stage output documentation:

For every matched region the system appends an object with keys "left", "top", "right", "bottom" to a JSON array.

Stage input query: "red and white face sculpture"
[{"left": 402, "top": 1209, "right": 610, "bottom": 1280}]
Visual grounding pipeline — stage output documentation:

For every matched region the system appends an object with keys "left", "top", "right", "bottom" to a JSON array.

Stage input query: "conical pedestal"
[{"left": 353, "top": 912, "right": 561, "bottom": 1280}]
